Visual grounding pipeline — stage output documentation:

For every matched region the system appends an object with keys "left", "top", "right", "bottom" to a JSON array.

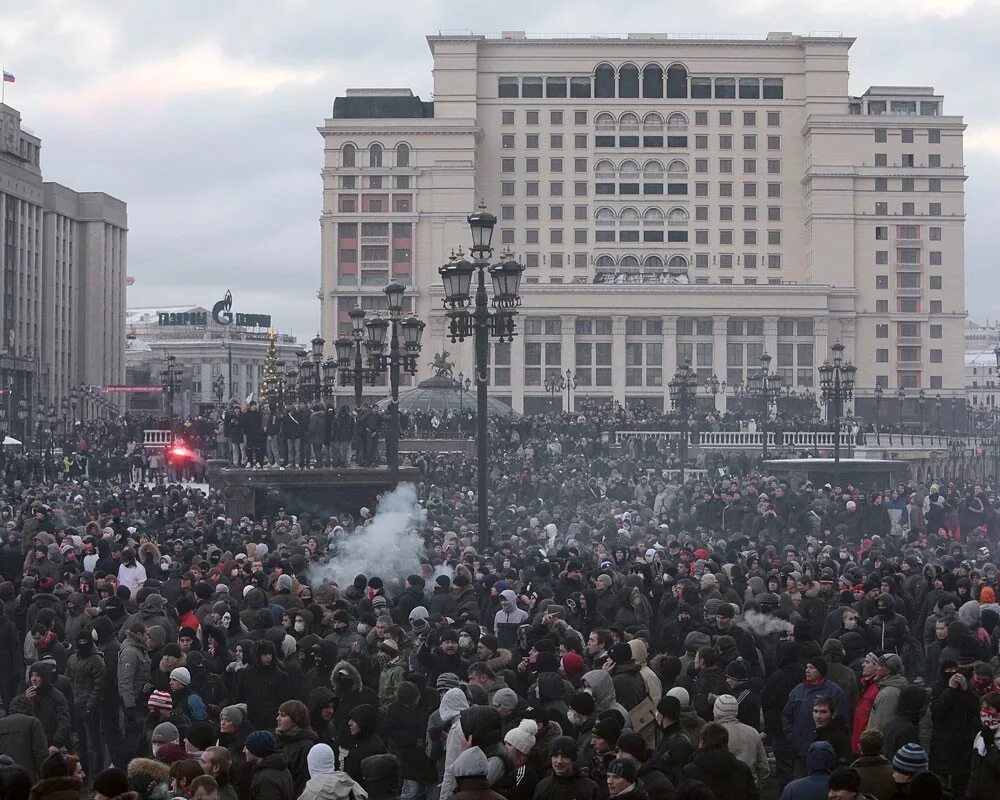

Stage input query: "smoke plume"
[
  {"left": 308, "top": 483, "right": 426, "bottom": 588},
  {"left": 737, "top": 609, "right": 794, "bottom": 638}
]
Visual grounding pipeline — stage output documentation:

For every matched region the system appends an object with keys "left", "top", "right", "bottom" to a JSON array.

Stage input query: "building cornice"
[{"left": 318, "top": 122, "right": 480, "bottom": 137}]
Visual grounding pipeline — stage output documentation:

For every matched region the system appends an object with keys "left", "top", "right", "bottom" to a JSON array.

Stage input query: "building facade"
[
  {"left": 965, "top": 320, "right": 998, "bottom": 419},
  {"left": 318, "top": 32, "right": 967, "bottom": 420},
  {"left": 0, "top": 102, "right": 127, "bottom": 438},
  {"left": 125, "top": 306, "right": 300, "bottom": 416}
]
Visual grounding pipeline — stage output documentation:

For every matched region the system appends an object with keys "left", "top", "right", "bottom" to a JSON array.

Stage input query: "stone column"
[
  {"left": 713, "top": 315, "right": 729, "bottom": 414},
  {"left": 561, "top": 315, "right": 576, "bottom": 412},
  {"left": 612, "top": 315, "right": 627, "bottom": 406},
  {"left": 663, "top": 315, "right": 678, "bottom": 410},
  {"left": 510, "top": 325, "right": 526, "bottom": 414}
]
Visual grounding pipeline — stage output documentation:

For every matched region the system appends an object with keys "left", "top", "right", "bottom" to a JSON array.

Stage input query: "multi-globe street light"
[{"left": 819, "top": 341, "right": 857, "bottom": 481}]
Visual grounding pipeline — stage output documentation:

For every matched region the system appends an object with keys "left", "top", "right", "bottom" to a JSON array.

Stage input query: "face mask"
[
  {"left": 357, "top": 624, "right": 370, "bottom": 635},
  {"left": 982, "top": 710, "right": 1000, "bottom": 731},
  {"left": 844, "top": 619, "right": 858, "bottom": 630},
  {"left": 458, "top": 635, "right": 472, "bottom": 649},
  {"left": 221, "top": 613, "right": 231, "bottom": 626},
  {"left": 567, "top": 710, "right": 583, "bottom": 726},
  {"left": 294, "top": 621, "right": 305, "bottom": 633}
]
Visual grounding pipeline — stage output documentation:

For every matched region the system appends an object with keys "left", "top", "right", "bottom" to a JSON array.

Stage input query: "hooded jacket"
[
  {"left": 119, "top": 595, "right": 176, "bottom": 641},
  {"left": 0, "top": 697, "right": 48, "bottom": 782},
  {"left": 343, "top": 704, "right": 385, "bottom": 785},
  {"left": 581, "top": 670, "right": 630, "bottom": 729},
  {"left": 782, "top": 678, "right": 847, "bottom": 758},
  {"left": 278, "top": 725, "right": 319, "bottom": 798},
  {"left": 779, "top": 741, "right": 837, "bottom": 800},
  {"left": 879, "top": 685, "right": 923, "bottom": 759},
  {"left": 682, "top": 745, "right": 759, "bottom": 800},
  {"left": 714, "top": 698, "right": 770, "bottom": 782},
  {"left": 330, "top": 660, "right": 378, "bottom": 748},
  {"left": 249, "top": 752, "right": 294, "bottom": 800},
  {"left": 236, "top": 640, "right": 291, "bottom": 730},
  {"left": 22, "top": 662, "right": 70, "bottom": 749},
  {"left": 864, "top": 672, "right": 908, "bottom": 735}
]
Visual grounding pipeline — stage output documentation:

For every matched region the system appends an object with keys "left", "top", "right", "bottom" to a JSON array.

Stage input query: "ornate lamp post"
[
  {"left": 935, "top": 392, "right": 942, "bottom": 433},
  {"left": 364, "top": 282, "right": 425, "bottom": 482},
  {"left": 562, "top": 369, "right": 578, "bottom": 411},
  {"left": 213, "top": 373, "right": 225, "bottom": 406},
  {"left": 705, "top": 373, "right": 721, "bottom": 412},
  {"left": 336, "top": 306, "right": 378, "bottom": 407},
  {"left": 544, "top": 371, "right": 565, "bottom": 412},
  {"left": 668, "top": 359, "right": 698, "bottom": 482},
  {"left": 747, "top": 352, "right": 783, "bottom": 460},
  {"left": 819, "top": 341, "right": 857, "bottom": 482},
  {"left": 310, "top": 334, "right": 325, "bottom": 403},
  {"left": 439, "top": 207, "right": 524, "bottom": 548},
  {"left": 456, "top": 371, "right": 471, "bottom": 418},
  {"left": 159, "top": 355, "right": 182, "bottom": 444},
  {"left": 897, "top": 386, "right": 906, "bottom": 427},
  {"left": 874, "top": 383, "right": 883, "bottom": 445},
  {"left": 918, "top": 388, "right": 926, "bottom": 432}
]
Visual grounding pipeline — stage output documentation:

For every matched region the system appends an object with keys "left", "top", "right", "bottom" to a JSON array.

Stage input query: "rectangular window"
[
  {"left": 768, "top": 206, "right": 781, "bottom": 221},
  {"left": 502, "top": 111, "right": 515, "bottom": 125},
  {"left": 929, "top": 251, "right": 942, "bottom": 265},
  {"left": 928, "top": 129, "right": 941, "bottom": 143},
  {"left": 902, "top": 129, "right": 914, "bottom": 143},
  {"left": 695, "top": 111, "right": 709, "bottom": 126},
  {"left": 875, "top": 128, "right": 887, "bottom": 142},
  {"left": 762, "top": 78, "right": 783, "bottom": 99},
  {"left": 743, "top": 134, "right": 757, "bottom": 150},
  {"left": 522, "top": 78, "right": 542, "bottom": 98},
  {"left": 546, "top": 79, "right": 567, "bottom": 99},
  {"left": 876, "top": 324, "right": 889, "bottom": 338},
  {"left": 930, "top": 325, "right": 942, "bottom": 338},
  {"left": 930, "top": 300, "right": 942, "bottom": 313},
  {"left": 695, "top": 135, "right": 708, "bottom": 149},
  {"left": 739, "top": 78, "right": 760, "bottom": 99},
  {"left": 574, "top": 158, "right": 587, "bottom": 173},
  {"left": 570, "top": 79, "right": 591, "bottom": 99},
  {"left": 501, "top": 181, "right": 514, "bottom": 196},
  {"left": 928, "top": 154, "right": 941, "bottom": 167},
  {"left": 498, "top": 78, "right": 519, "bottom": 98},
  {"left": 930, "top": 275, "right": 942, "bottom": 290},
  {"left": 691, "top": 78, "right": 712, "bottom": 99},
  {"left": 719, "top": 135, "right": 733, "bottom": 150},
  {"left": 876, "top": 349, "right": 889, "bottom": 363},
  {"left": 526, "top": 111, "right": 539, "bottom": 125},
  {"left": 743, "top": 111, "right": 756, "bottom": 126},
  {"left": 875, "top": 153, "right": 887, "bottom": 167}
]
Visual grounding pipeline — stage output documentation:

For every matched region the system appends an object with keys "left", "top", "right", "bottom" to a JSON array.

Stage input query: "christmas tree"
[{"left": 261, "top": 330, "right": 281, "bottom": 402}]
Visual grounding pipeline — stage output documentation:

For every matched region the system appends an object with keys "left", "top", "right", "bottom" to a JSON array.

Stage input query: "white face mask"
[
  {"left": 294, "top": 621, "right": 305, "bottom": 633},
  {"left": 567, "top": 710, "right": 584, "bottom": 726},
  {"left": 221, "top": 613, "right": 232, "bottom": 626},
  {"left": 458, "top": 635, "right": 472, "bottom": 649}
]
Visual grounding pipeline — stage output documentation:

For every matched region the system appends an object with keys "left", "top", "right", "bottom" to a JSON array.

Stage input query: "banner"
[{"left": 99, "top": 385, "right": 164, "bottom": 393}]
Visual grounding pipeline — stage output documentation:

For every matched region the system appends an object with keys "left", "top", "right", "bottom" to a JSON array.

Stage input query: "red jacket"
[{"left": 852, "top": 676, "right": 878, "bottom": 753}]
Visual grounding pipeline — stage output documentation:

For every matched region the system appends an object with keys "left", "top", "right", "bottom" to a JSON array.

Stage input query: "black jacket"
[
  {"left": 532, "top": 770, "right": 602, "bottom": 800},
  {"left": 278, "top": 727, "right": 318, "bottom": 797},
  {"left": 250, "top": 752, "right": 294, "bottom": 800},
  {"left": 682, "top": 747, "right": 760, "bottom": 800},
  {"left": 929, "top": 683, "right": 980, "bottom": 776},
  {"left": 969, "top": 732, "right": 1000, "bottom": 800}
]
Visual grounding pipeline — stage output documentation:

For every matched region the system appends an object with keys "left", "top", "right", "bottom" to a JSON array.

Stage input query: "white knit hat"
[
  {"left": 713, "top": 694, "right": 739, "bottom": 720},
  {"left": 504, "top": 719, "right": 538, "bottom": 755}
]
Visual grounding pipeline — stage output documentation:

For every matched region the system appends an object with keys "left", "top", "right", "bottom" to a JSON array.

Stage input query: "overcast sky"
[{"left": 2, "top": 0, "right": 997, "bottom": 340}]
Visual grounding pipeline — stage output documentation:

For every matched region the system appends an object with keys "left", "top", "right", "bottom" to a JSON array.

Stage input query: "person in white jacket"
[
  {"left": 437, "top": 687, "right": 470, "bottom": 800},
  {"left": 713, "top": 694, "right": 770, "bottom": 784},
  {"left": 298, "top": 743, "right": 368, "bottom": 800}
]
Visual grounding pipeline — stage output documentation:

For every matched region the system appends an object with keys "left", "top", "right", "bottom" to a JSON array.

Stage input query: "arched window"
[
  {"left": 642, "top": 112, "right": 664, "bottom": 132},
  {"left": 644, "top": 255, "right": 664, "bottom": 268},
  {"left": 619, "top": 112, "right": 639, "bottom": 133},
  {"left": 619, "top": 64, "right": 640, "bottom": 98},
  {"left": 668, "top": 255, "right": 688, "bottom": 271},
  {"left": 667, "top": 207, "right": 689, "bottom": 223},
  {"left": 595, "top": 160, "right": 616, "bottom": 180},
  {"left": 643, "top": 208, "right": 665, "bottom": 226},
  {"left": 342, "top": 144, "right": 356, "bottom": 168},
  {"left": 666, "top": 64, "right": 688, "bottom": 98},
  {"left": 595, "top": 64, "right": 616, "bottom": 98},
  {"left": 369, "top": 143, "right": 383, "bottom": 167},
  {"left": 643, "top": 160, "right": 664, "bottom": 181},
  {"left": 642, "top": 64, "right": 664, "bottom": 98},
  {"left": 595, "top": 207, "right": 616, "bottom": 226},
  {"left": 620, "top": 255, "right": 640, "bottom": 268},
  {"left": 667, "top": 159, "right": 688, "bottom": 175},
  {"left": 618, "top": 160, "right": 640, "bottom": 181},
  {"left": 395, "top": 143, "right": 410, "bottom": 167},
  {"left": 595, "top": 112, "right": 615, "bottom": 134},
  {"left": 666, "top": 112, "right": 688, "bottom": 129},
  {"left": 595, "top": 255, "right": 616, "bottom": 268},
  {"left": 620, "top": 208, "right": 640, "bottom": 227}
]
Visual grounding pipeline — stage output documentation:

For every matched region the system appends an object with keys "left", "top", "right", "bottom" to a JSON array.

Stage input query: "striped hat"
[
  {"left": 892, "top": 743, "right": 928, "bottom": 776},
  {"left": 147, "top": 690, "right": 172, "bottom": 710}
]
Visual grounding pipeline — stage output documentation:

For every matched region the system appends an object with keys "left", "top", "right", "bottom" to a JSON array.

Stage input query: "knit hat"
[
  {"left": 657, "top": 696, "right": 681, "bottom": 721},
  {"left": 436, "top": 672, "right": 462, "bottom": 692},
  {"left": 361, "top": 754, "right": 401, "bottom": 784},
  {"left": 807, "top": 657, "right": 828, "bottom": 677},
  {"left": 616, "top": 732, "right": 647, "bottom": 762},
  {"left": 561, "top": 651, "right": 585, "bottom": 679},
  {"left": 452, "top": 746, "right": 488, "bottom": 779},
  {"left": 306, "top": 743, "right": 337, "bottom": 776},
  {"left": 607, "top": 757, "right": 637, "bottom": 782},
  {"left": 147, "top": 690, "right": 173, "bottom": 710},
  {"left": 892, "top": 743, "right": 929, "bottom": 776},
  {"left": 569, "top": 691, "right": 596, "bottom": 716},
  {"left": 492, "top": 688, "right": 519, "bottom": 711},
  {"left": 277, "top": 574, "right": 293, "bottom": 591},
  {"left": 378, "top": 638, "right": 399, "bottom": 657},
  {"left": 151, "top": 721, "right": 179, "bottom": 744},
  {"left": 40, "top": 751, "right": 69, "bottom": 779},
  {"left": 221, "top": 704, "right": 248, "bottom": 728},
  {"left": 666, "top": 686, "right": 690, "bottom": 707},
  {"left": 822, "top": 638, "right": 846, "bottom": 660},
  {"left": 725, "top": 659, "right": 749, "bottom": 680},
  {"left": 713, "top": 694, "right": 740, "bottom": 720},
  {"left": 608, "top": 642, "right": 633, "bottom": 664},
  {"left": 169, "top": 667, "right": 191, "bottom": 686},
  {"left": 704, "top": 598, "right": 722, "bottom": 616},
  {"left": 716, "top": 603, "right": 735, "bottom": 619},
  {"left": 504, "top": 719, "right": 538, "bottom": 755},
  {"left": 879, "top": 653, "right": 903, "bottom": 674},
  {"left": 549, "top": 736, "right": 578, "bottom": 758},
  {"left": 372, "top": 595, "right": 388, "bottom": 610},
  {"left": 93, "top": 768, "right": 129, "bottom": 798},
  {"left": 592, "top": 716, "right": 623, "bottom": 744},
  {"left": 245, "top": 730, "right": 278, "bottom": 758}
]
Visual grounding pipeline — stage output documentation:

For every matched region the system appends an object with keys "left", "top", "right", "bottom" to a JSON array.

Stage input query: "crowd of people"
[{"left": 0, "top": 404, "right": 998, "bottom": 800}]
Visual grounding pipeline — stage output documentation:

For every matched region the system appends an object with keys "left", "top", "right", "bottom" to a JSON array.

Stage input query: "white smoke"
[
  {"left": 737, "top": 609, "right": 794, "bottom": 638},
  {"left": 308, "top": 483, "right": 427, "bottom": 588}
]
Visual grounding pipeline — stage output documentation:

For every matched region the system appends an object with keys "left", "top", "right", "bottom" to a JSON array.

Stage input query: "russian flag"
[{"left": 2, "top": 71, "right": 14, "bottom": 84}]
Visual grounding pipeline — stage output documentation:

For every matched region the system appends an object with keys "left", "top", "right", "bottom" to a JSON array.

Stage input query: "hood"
[
  {"left": 141, "top": 594, "right": 165, "bottom": 614},
  {"left": 806, "top": 741, "right": 836, "bottom": 773},
  {"left": 308, "top": 687, "right": 336, "bottom": 725},
  {"left": 127, "top": 757, "right": 171, "bottom": 786},
  {"left": 305, "top": 743, "right": 338, "bottom": 777},
  {"left": 499, "top": 589, "right": 518, "bottom": 606},
  {"left": 452, "top": 746, "right": 489, "bottom": 780},
  {"left": 878, "top": 674, "right": 908, "bottom": 690},
  {"left": 349, "top": 704, "right": 378, "bottom": 737},
  {"left": 536, "top": 672, "right": 565, "bottom": 702},
  {"left": 331, "top": 659, "right": 362, "bottom": 692},
  {"left": 582, "top": 670, "right": 616, "bottom": 711},
  {"left": 896, "top": 685, "right": 926, "bottom": 722},
  {"left": 439, "top": 687, "right": 470, "bottom": 723},
  {"left": 628, "top": 638, "right": 649, "bottom": 666},
  {"left": 958, "top": 600, "right": 981, "bottom": 628},
  {"left": 28, "top": 660, "right": 54, "bottom": 688},
  {"left": 253, "top": 640, "right": 277, "bottom": 670},
  {"left": 776, "top": 641, "right": 799, "bottom": 667}
]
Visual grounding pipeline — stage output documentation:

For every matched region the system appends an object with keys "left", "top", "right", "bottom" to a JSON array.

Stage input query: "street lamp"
[
  {"left": 668, "top": 360, "right": 698, "bottom": 482},
  {"left": 159, "top": 355, "right": 182, "bottom": 443},
  {"left": 874, "top": 383, "right": 883, "bottom": 445},
  {"left": 456, "top": 371, "right": 472, "bottom": 419},
  {"left": 897, "top": 386, "right": 906, "bottom": 427},
  {"left": 439, "top": 207, "right": 524, "bottom": 548},
  {"left": 705, "top": 373, "right": 721, "bottom": 412},
  {"left": 213, "top": 373, "right": 225, "bottom": 406},
  {"left": 747, "top": 352, "right": 783, "bottom": 460},
  {"left": 918, "top": 388, "right": 926, "bottom": 432},
  {"left": 935, "top": 392, "right": 942, "bottom": 433},
  {"left": 544, "top": 371, "right": 565, "bottom": 412},
  {"left": 819, "top": 341, "right": 857, "bottom": 482},
  {"left": 310, "top": 334, "right": 325, "bottom": 403},
  {"left": 365, "top": 283, "right": 425, "bottom": 482},
  {"left": 336, "top": 306, "right": 379, "bottom": 407}
]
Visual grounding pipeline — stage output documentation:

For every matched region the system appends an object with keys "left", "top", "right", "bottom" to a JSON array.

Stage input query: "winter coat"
[
  {"left": 864, "top": 674, "right": 907, "bottom": 735},
  {"left": 117, "top": 631, "right": 151, "bottom": 709},
  {"left": 118, "top": 594, "right": 176, "bottom": 641},
  {"left": 383, "top": 698, "right": 437, "bottom": 783},
  {"left": 681, "top": 747, "right": 760, "bottom": 800},
  {"left": 691, "top": 666, "right": 730, "bottom": 722},
  {"left": 65, "top": 649, "right": 104, "bottom": 712},
  {"left": 331, "top": 661, "right": 379, "bottom": 747},
  {"left": 581, "top": 670, "right": 631, "bottom": 729},
  {"left": 22, "top": 664, "right": 70, "bottom": 748},
  {"left": 879, "top": 686, "right": 924, "bottom": 760},
  {"left": 929, "top": 683, "right": 980, "bottom": 777},
  {"left": 277, "top": 726, "right": 318, "bottom": 797},
  {"left": 27, "top": 776, "right": 83, "bottom": 800},
  {"left": 249, "top": 752, "right": 294, "bottom": 800},
  {"left": 968, "top": 732, "right": 1000, "bottom": 800},
  {"left": 714, "top": 702, "right": 769, "bottom": 783},
  {"left": 813, "top": 717, "right": 852, "bottom": 767},
  {"left": 782, "top": 680, "right": 847, "bottom": 758},
  {"left": 236, "top": 646, "right": 291, "bottom": 730},
  {"left": 0, "top": 705, "right": 48, "bottom": 782},
  {"left": 761, "top": 643, "right": 804, "bottom": 739},
  {"left": 532, "top": 770, "right": 602, "bottom": 800},
  {"left": 852, "top": 677, "right": 878, "bottom": 754},
  {"left": 297, "top": 771, "right": 368, "bottom": 800},
  {"left": 778, "top": 742, "right": 836, "bottom": 800},
  {"left": 850, "top": 755, "right": 895, "bottom": 800}
]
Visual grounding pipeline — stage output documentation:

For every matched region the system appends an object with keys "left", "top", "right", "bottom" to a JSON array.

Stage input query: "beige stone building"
[
  {"left": 318, "top": 32, "right": 966, "bottom": 420},
  {"left": 0, "top": 102, "right": 127, "bottom": 438}
]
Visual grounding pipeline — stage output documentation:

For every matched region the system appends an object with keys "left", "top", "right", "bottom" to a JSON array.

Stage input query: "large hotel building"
[{"left": 319, "top": 32, "right": 966, "bottom": 420}]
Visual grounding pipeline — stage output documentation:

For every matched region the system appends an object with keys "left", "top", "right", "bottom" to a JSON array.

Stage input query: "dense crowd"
[{"left": 0, "top": 408, "right": 998, "bottom": 800}]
